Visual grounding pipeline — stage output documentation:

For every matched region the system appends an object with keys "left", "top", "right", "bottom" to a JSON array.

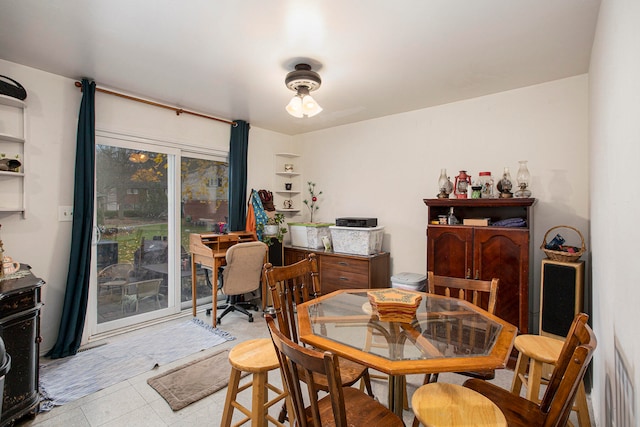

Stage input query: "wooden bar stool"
[
  {"left": 412, "top": 383, "right": 507, "bottom": 427},
  {"left": 221, "top": 338, "right": 291, "bottom": 427},
  {"left": 511, "top": 334, "right": 591, "bottom": 427}
]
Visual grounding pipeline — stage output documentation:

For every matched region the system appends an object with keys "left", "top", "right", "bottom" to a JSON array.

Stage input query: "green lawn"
[{"left": 102, "top": 220, "right": 212, "bottom": 263}]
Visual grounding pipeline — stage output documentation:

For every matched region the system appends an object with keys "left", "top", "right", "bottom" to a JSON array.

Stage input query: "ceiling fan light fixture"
[
  {"left": 285, "top": 63, "right": 323, "bottom": 118},
  {"left": 286, "top": 95, "right": 304, "bottom": 118}
]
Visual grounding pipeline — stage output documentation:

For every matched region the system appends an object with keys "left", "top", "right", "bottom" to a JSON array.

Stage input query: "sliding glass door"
[
  {"left": 92, "top": 137, "right": 179, "bottom": 333},
  {"left": 89, "top": 133, "right": 229, "bottom": 336},
  {"left": 179, "top": 156, "right": 230, "bottom": 309}
]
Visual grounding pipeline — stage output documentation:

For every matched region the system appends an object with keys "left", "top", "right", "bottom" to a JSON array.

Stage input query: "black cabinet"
[{"left": 0, "top": 268, "right": 44, "bottom": 426}]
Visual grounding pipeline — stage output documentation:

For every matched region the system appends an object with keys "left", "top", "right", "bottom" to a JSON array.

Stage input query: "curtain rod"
[{"left": 74, "top": 81, "right": 236, "bottom": 126}]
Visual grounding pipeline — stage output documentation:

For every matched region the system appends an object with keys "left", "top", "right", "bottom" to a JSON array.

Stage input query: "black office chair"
[{"left": 215, "top": 241, "right": 268, "bottom": 324}]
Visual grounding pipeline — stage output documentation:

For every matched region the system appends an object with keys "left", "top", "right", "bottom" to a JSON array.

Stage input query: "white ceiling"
[{"left": 0, "top": 0, "right": 600, "bottom": 136}]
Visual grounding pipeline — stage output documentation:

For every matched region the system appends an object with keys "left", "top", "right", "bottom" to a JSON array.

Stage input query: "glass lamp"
[
  {"left": 437, "top": 169, "right": 453, "bottom": 198},
  {"left": 497, "top": 167, "right": 513, "bottom": 198},
  {"left": 515, "top": 160, "right": 531, "bottom": 198}
]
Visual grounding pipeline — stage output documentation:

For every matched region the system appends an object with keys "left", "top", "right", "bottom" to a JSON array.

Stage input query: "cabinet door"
[
  {"left": 426, "top": 226, "right": 473, "bottom": 278},
  {"left": 473, "top": 228, "right": 529, "bottom": 333},
  {"left": 284, "top": 247, "right": 309, "bottom": 265}
]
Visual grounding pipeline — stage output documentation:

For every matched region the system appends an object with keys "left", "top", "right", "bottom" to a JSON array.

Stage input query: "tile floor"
[{"left": 19, "top": 303, "right": 592, "bottom": 426}]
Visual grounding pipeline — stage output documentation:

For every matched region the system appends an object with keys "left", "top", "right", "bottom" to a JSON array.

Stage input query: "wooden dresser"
[
  {"left": 0, "top": 267, "right": 44, "bottom": 427},
  {"left": 284, "top": 246, "right": 390, "bottom": 294}
]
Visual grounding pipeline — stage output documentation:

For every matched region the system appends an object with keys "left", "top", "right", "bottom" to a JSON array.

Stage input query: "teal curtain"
[
  {"left": 47, "top": 79, "right": 96, "bottom": 358},
  {"left": 228, "top": 120, "right": 250, "bottom": 231}
]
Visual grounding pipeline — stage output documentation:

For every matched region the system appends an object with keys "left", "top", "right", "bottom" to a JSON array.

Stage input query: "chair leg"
[
  {"left": 252, "top": 370, "right": 268, "bottom": 427},
  {"left": 221, "top": 367, "right": 242, "bottom": 427},
  {"left": 511, "top": 351, "right": 530, "bottom": 397},
  {"left": 575, "top": 381, "right": 591, "bottom": 427},
  {"left": 360, "top": 370, "right": 375, "bottom": 397}
]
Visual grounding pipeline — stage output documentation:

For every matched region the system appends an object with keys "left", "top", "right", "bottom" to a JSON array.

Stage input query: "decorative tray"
[{"left": 367, "top": 288, "right": 422, "bottom": 323}]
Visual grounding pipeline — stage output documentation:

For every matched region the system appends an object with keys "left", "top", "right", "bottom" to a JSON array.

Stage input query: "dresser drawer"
[
  {"left": 284, "top": 246, "right": 390, "bottom": 293},
  {"left": 321, "top": 256, "right": 369, "bottom": 275},
  {"left": 321, "top": 268, "right": 369, "bottom": 292},
  {"left": 0, "top": 291, "right": 37, "bottom": 319}
]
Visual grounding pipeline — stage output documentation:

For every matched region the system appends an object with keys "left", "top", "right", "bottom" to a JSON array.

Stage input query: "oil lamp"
[
  {"left": 437, "top": 169, "right": 453, "bottom": 199},
  {"left": 515, "top": 160, "right": 532, "bottom": 198},
  {"left": 497, "top": 167, "right": 513, "bottom": 198},
  {"left": 454, "top": 170, "right": 472, "bottom": 199}
]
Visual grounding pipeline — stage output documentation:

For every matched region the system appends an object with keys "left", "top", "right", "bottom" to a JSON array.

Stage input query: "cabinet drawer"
[
  {"left": 0, "top": 291, "right": 36, "bottom": 319},
  {"left": 321, "top": 268, "right": 369, "bottom": 291},
  {"left": 321, "top": 256, "right": 369, "bottom": 275}
]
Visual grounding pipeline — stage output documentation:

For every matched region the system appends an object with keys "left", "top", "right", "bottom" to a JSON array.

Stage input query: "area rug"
[
  {"left": 39, "top": 318, "right": 234, "bottom": 410},
  {"left": 147, "top": 349, "right": 247, "bottom": 411}
]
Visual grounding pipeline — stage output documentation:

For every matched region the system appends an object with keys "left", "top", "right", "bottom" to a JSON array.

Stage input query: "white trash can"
[{"left": 391, "top": 272, "right": 427, "bottom": 292}]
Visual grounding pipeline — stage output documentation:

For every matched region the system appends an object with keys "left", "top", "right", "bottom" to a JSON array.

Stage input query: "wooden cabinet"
[
  {"left": 284, "top": 246, "right": 390, "bottom": 294},
  {"left": 0, "top": 268, "right": 44, "bottom": 426},
  {"left": 424, "top": 198, "right": 535, "bottom": 334}
]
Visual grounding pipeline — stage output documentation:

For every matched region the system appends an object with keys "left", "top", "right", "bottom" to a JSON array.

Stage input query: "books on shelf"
[{"left": 463, "top": 217, "right": 491, "bottom": 226}]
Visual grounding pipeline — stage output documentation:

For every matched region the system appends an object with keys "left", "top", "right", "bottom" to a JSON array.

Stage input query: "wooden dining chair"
[
  {"left": 457, "top": 312, "right": 596, "bottom": 427},
  {"left": 426, "top": 271, "right": 499, "bottom": 378},
  {"left": 266, "top": 315, "right": 404, "bottom": 427},
  {"left": 263, "top": 254, "right": 375, "bottom": 421},
  {"left": 410, "top": 271, "right": 499, "bottom": 427}
]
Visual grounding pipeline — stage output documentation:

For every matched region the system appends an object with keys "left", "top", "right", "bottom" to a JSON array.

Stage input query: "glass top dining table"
[{"left": 297, "top": 289, "right": 517, "bottom": 416}]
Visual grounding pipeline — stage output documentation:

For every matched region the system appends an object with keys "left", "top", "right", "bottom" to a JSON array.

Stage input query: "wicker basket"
[{"left": 541, "top": 225, "right": 585, "bottom": 262}]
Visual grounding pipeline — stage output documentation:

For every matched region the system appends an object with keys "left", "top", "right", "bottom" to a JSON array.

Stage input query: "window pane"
[
  {"left": 95, "top": 146, "right": 170, "bottom": 323},
  {"left": 180, "top": 157, "right": 229, "bottom": 307}
]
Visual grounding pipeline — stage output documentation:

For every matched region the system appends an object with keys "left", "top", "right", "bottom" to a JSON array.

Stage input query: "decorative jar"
[{"left": 478, "top": 172, "right": 494, "bottom": 198}]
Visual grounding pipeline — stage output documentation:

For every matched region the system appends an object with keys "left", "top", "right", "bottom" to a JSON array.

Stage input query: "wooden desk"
[
  {"left": 190, "top": 233, "right": 239, "bottom": 327},
  {"left": 297, "top": 289, "right": 517, "bottom": 417},
  {"left": 189, "top": 232, "right": 257, "bottom": 327}
]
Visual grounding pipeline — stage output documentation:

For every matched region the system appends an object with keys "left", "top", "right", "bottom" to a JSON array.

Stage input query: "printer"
[{"left": 335, "top": 217, "right": 378, "bottom": 227}]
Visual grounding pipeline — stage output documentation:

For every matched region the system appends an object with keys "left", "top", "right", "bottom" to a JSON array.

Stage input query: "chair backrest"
[
  {"left": 266, "top": 315, "right": 347, "bottom": 427},
  {"left": 134, "top": 279, "right": 162, "bottom": 298},
  {"left": 427, "top": 271, "right": 499, "bottom": 314},
  {"left": 540, "top": 313, "right": 596, "bottom": 427},
  {"left": 98, "top": 263, "right": 134, "bottom": 282},
  {"left": 222, "top": 241, "right": 268, "bottom": 296},
  {"left": 263, "top": 254, "right": 321, "bottom": 344}
]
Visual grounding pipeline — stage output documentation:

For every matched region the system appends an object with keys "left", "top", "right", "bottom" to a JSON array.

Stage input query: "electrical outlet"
[{"left": 59, "top": 206, "right": 74, "bottom": 222}]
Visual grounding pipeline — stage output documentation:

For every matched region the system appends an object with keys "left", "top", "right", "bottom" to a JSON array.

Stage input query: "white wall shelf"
[
  {"left": 0, "top": 94, "right": 26, "bottom": 217},
  {"left": 274, "top": 153, "right": 302, "bottom": 213}
]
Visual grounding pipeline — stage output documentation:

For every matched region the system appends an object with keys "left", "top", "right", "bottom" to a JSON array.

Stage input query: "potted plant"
[
  {"left": 258, "top": 213, "right": 287, "bottom": 245},
  {"left": 289, "top": 182, "right": 333, "bottom": 249}
]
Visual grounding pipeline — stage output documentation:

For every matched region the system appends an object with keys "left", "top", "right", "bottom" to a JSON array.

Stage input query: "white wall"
[
  {"left": 590, "top": 0, "right": 640, "bottom": 424},
  {"left": 293, "top": 75, "right": 590, "bottom": 331},
  {"left": 1, "top": 59, "right": 591, "bottom": 371}
]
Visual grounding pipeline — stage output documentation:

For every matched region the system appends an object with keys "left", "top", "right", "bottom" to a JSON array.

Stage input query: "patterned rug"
[{"left": 39, "top": 318, "right": 234, "bottom": 410}]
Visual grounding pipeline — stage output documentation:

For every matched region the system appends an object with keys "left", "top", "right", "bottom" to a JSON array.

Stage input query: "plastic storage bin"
[
  {"left": 329, "top": 225, "right": 384, "bottom": 255},
  {"left": 289, "top": 223, "right": 308, "bottom": 247},
  {"left": 289, "top": 223, "right": 333, "bottom": 249},
  {"left": 391, "top": 272, "right": 427, "bottom": 291}
]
